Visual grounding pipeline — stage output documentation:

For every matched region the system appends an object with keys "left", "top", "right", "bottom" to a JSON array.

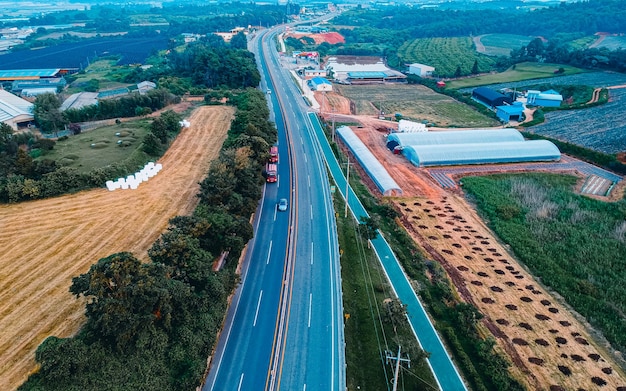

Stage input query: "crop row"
[
  {"left": 397, "top": 37, "right": 495, "bottom": 76},
  {"left": 530, "top": 88, "right": 626, "bottom": 154}
]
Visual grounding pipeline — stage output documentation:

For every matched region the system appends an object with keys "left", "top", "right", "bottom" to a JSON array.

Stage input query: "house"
[
  {"left": 496, "top": 103, "right": 524, "bottom": 122},
  {"left": 309, "top": 77, "right": 332, "bottom": 92},
  {"left": 472, "top": 87, "right": 512, "bottom": 108},
  {"left": 0, "top": 89, "right": 34, "bottom": 130},
  {"left": 137, "top": 80, "right": 156, "bottom": 95},
  {"left": 526, "top": 89, "right": 563, "bottom": 107},
  {"left": 407, "top": 63, "right": 435, "bottom": 77},
  {"left": 304, "top": 69, "right": 327, "bottom": 79}
]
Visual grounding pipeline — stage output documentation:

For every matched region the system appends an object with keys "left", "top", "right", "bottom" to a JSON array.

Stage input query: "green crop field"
[
  {"left": 40, "top": 119, "right": 151, "bottom": 173},
  {"left": 397, "top": 37, "right": 496, "bottom": 77},
  {"left": 335, "top": 84, "right": 500, "bottom": 127},
  {"left": 477, "top": 34, "right": 535, "bottom": 57},
  {"left": 445, "top": 62, "right": 586, "bottom": 89}
]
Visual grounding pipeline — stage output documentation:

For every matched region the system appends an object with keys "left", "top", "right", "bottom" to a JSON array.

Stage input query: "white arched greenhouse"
[
  {"left": 337, "top": 126, "right": 402, "bottom": 196},
  {"left": 386, "top": 128, "right": 560, "bottom": 167},
  {"left": 402, "top": 140, "right": 561, "bottom": 167}
]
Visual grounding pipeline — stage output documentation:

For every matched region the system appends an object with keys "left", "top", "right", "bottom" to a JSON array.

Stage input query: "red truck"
[
  {"left": 266, "top": 163, "right": 277, "bottom": 183},
  {"left": 269, "top": 145, "right": 278, "bottom": 163}
]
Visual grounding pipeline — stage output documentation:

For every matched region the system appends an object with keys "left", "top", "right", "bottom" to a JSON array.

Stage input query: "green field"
[
  {"left": 445, "top": 62, "right": 586, "bottom": 89},
  {"left": 397, "top": 37, "right": 496, "bottom": 77},
  {"left": 40, "top": 119, "right": 151, "bottom": 173},
  {"left": 66, "top": 59, "right": 134, "bottom": 94},
  {"left": 335, "top": 84, "right": 500, "bottom": 127},
  {"left": 477, "top": 34, "right": 535, "bottom": 57}
]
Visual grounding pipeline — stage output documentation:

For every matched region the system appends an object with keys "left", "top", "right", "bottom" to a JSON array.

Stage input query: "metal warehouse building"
[
  {"left": 387, "top": 128, "right": 560, "bottom": 167},
  {"left": 471, "top": 87, "right": 512, "bottom": 108}
]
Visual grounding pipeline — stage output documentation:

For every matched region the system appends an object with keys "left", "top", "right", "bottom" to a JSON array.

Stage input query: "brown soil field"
[
  {"left": 0, "top": 105, "right": 234, "bottom": 390},
  {"left": 330, "top": 112, "right": 626, "bottom": 389}
]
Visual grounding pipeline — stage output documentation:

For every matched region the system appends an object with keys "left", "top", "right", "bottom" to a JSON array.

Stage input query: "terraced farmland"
[
  {"left": 397, "top": 37, "right": 495, "bottom": 77},
  {"left": 0, "top": 106, "right": 234, "bottom": 390},
  {"left": 334, "top": 84, "right": 500, "bottom": 128},
  {"left": 529, "top": 88, "right": 626, "bottom": 154}
]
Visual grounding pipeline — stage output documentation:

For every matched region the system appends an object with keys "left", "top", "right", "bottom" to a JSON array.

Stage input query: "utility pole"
[
  {"left": 331, "top": 107, "right": 336, "bottom": 142},
  {"left": 344, "top": 156, "right": 351, "bottom": 218},
  {"left": 386, "top": 346, "right": 411, "bottom": 391}
]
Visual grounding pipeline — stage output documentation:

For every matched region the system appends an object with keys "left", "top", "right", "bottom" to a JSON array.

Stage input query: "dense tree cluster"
[
  {"left": 334, "top": 0, "right": 626, "bottom": 40},
  {"left": 63, "top": 89, "right": 178, "bottom": 124},
  {"left": 19, "top": 88, "right": 276, "bottom": 390}
]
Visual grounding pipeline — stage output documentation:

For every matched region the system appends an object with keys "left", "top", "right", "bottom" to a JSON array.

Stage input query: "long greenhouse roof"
[
  {"left": 388, "top": 128, "right": 524, "bottom": 147},
  {"left": 402, "top": 140, "right": 560, "bottom": 167},
  {"left": 337, "top": 126, "right": 402, "bottom": 196}
]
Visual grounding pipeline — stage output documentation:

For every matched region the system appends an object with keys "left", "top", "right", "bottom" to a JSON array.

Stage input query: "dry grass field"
[{"left": 0, "top": 106, "right": 234, "bottom": 390}]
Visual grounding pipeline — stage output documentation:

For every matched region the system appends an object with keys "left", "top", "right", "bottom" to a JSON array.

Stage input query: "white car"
[
  {"left": 277, "top": 198, "right": 288, "bottom": 211},
  {"left": 266, "top": 88, "right": 271, "bottom": 94}
]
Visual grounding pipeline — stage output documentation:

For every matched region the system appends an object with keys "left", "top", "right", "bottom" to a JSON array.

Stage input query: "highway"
[{"left": 204, "top": 26, "right": 345, "bottom": 391}]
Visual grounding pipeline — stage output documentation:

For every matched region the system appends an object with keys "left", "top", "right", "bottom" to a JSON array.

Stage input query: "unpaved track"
[{"left": 0, "top": 105, "right": 234, "bottom": 390}]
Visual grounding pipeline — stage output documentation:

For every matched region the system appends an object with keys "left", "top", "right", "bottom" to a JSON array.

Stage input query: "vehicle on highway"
[
  {"left": 277, "top": 198, "right": 288, "bottom": 211},
  {"left": 267, "top": 88, "right": 271, "bottom": 94},
  {"left": 265, "top": 163, "right": 277, "bottom": 183}
]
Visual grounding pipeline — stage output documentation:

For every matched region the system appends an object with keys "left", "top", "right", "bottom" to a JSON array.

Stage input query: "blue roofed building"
[
  {"left": 526, "top": 89, "right": 563, "bottom": 107},
  {"left": 308, "top": 76, "right": 333, "bottom": 91},
  {"left": 496, "top": 103, "right": 524, "bottom": 122}
]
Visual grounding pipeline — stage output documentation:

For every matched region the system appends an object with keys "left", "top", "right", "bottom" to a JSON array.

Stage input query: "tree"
[
  {"left": 34, "top": 93, "right": 68, "bottom": 134},
  {"left": 471, "top": 59, "right": 479, "bottom": 74},
  {"left": 454, "top": 65, "right": 462, "bottom": 77},
  {"left": 70, "top": 252, "right": 173, "bottom": 351},
  {"left": 142, "top": 132, "right": 161, "bottom": 155},
  {"left": 359, "top": 216, "right": 379, "bottom": 243},
  {"left": 150, "top": 117, "right": 168, "bottom": 144},
  {"left": 230, "top": 31, "right": 247, "bottom": 49}
]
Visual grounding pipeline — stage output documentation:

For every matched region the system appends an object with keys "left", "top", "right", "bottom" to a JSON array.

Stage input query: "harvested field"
[
  {"left": 394, "top": 195, "right": 626, "bottom": 390},
  {"left": 333, "top": 84, "right": 500, "bottom": 128},
  {"left": 0, "top": 106, "right": 234, "bottom": 390},
  {"left": 326, "top": 106, "right": 626, "bottom": 388}
]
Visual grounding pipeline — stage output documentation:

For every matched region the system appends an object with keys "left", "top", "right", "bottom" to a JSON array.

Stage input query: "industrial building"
[
  {"left": 387, "top": 128, "right": 560, "bottom": 167},
  {"left": 407, "top": 63, "right": 435, "bottom": 77},
  {"left": 526, "top": 89, "right": 563, "bottom": 107},
  {"left": 324, "top": 56, "right": 406, "bottom": 84},
  {"left": 471, "top": 87, "right": 512, "bottom": 108},
  {"left": 308, "top": 77, "right": 332, "bottom": 92},
  {"left": 0, "top": 89, "right": 34, "bottom": 130},
  {"left": 495, "top": 103, "right": 525, "bottom": 122}
]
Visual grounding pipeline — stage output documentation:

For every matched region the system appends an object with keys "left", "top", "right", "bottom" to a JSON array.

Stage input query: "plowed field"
[{"left": 0, "top": 105, "right": 234, "bottom": 390}]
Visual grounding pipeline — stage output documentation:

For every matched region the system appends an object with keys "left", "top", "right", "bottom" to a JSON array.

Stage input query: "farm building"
[
  {"left": 61, "top": 92, "right": 99, "bottom": 111},
  {"left": 304, "top": 69, "right": 327, "bottom": 79},
  {"left": 324, "top": 56, "right": 406, "bottom": 84},
  {"left": 526, "top": 89, "right": 563, "bottom": 107},
  {"left": 337, "top": 126, "right": 402, "bottom": 196},
  {"left": 472, "top": 87, "right": 512, "bottom": 108},
  {"left": 496, "top": 103, "right": 524, "bottom": 122},
  {"left": 0, "top": 68, "right": 76, "bottom": 83},
  {"left": 20, "top": 88, "right": 58, "bottom": 97},
  {"left": 0, "top": 89, "right": 34, "bottom": 130},
  {"left": 11, "top": 77, "right": 66, "bottom": 95},
  {"left": 397, "top": 119, "right": 427, "bottom": 132},
  {"left": 387, "top": 128, "right": 560, "bottom": 166},
  {"left": 137, "top": 80, "right": 156, "bottom": 95},
  {"left": 309, "top": 77, "right": 332, "bottom": 91},
  {"left": 407, "top": 63, "right": 435, "bottom": 77}
]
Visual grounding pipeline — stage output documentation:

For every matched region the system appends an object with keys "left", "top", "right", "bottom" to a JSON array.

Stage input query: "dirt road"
[{"left": 0, "top": 106, "right": 234, "bottom": 390}]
